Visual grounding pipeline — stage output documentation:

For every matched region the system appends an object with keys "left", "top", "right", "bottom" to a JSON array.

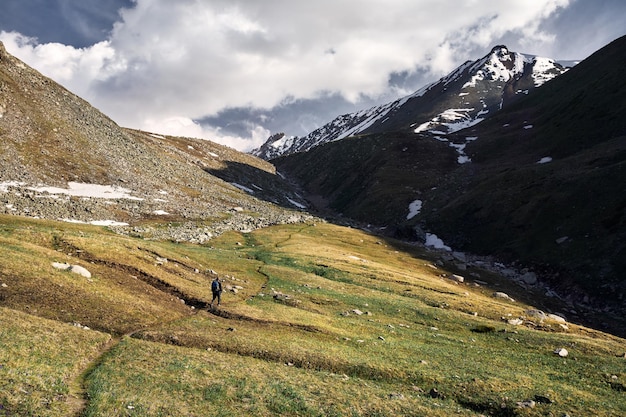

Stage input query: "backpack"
[{"left": 211, "top": 280, "right": 220, "bottom": 291}]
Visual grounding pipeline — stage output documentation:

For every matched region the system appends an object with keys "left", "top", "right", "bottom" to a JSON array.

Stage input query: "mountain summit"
[{"left": 252, "top": 45, "right": 569, "bottom": 160}]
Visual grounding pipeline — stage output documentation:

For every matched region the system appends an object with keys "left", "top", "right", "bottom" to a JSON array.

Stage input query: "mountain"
[
  {"left": 273, "top": 35, "right": 626, "bottom": 329},
  {"left": 1, "top": 37, "right": 626, "bottom": 417},
  {"left": 252, "top": 45, "right": 569, "bottom": 160},
  {"left": 0, "top": 41, "right": 310, "bottom": 241}
]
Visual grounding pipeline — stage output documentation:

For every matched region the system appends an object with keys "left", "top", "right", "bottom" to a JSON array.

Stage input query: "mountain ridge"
[{"left": 252, "top": 45, "right": 569, "bottom": 160}]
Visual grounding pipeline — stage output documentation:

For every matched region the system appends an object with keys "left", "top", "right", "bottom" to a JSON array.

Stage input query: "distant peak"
[{"left": 491, "top": 45, "right": 509, "bottom": 54}]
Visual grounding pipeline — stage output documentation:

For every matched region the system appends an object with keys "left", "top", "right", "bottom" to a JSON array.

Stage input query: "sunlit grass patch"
[
  {"left": 0, "top": 307, "right": 111, "bottom": 417},
  {"left": 1, "top": 216, "right": 625, "bottom": 416},
  {"left": 84, "top": 337, "right": 473, "bottom": 417}
]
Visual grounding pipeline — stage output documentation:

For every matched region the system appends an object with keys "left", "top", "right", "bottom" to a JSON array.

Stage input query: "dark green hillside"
[
  {"left": 275, "top": 130, "right": 457, "bottom": 234},
  {"left": 275, "top": 35, "right": 626, "bottom": 333},
  {"left": 462, "top": 34, "right": 626, "bottom": 164},
  {"left": 428, "top": 34, "right": 626, "bottom": 309}
]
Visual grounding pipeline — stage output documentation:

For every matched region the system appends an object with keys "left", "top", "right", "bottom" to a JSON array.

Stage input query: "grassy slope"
[{"left": 1, "top": 214, "right": 625, "bottom": 416}]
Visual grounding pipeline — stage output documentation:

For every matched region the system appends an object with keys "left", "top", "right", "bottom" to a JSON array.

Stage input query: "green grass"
[
  {"left": 0, "top": 214, "right": 625, "bottom": 416},
  {"left": 0, "top": 307, "right": 111, "bottom": 416}
]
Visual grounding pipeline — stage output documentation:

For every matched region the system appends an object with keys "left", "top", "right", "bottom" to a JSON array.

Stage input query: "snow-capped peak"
[{"left": 251, "top": 45, "right": 571, "bottom": 160}]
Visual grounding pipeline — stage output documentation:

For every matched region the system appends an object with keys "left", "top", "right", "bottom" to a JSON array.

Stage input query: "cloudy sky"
[{"left": 1, "top": 0, "right": 625, "bottom": 151}]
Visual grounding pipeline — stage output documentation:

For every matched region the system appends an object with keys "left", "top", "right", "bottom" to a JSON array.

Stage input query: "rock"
[
  {"left": 428, "top": 388, "right": 444, "bottom": 399},
  {"left": 352, "top": 309, "right": 364, "bottom": 315},
  {"left": 1, "top": 283, "right": 7, "bottom": 288},
  {"left": 556, "top": 236, "right": 569, "bottom": 244},
  {"left": 516, "top": 400, "right": 536, "bottom": 409},
  {"left": 520, "top": 272, "right": 537, "bottom": 285},
  {"left": 378, "top": 336, "right": 385, "bottom": 341},
  {"left": 507, "top": 318, "right": 524, "bottom": 326},
  {"left": 547, "top": 313, "right": 567, "bottom": 323},
  {"left": 69, "top": 265, "right": 92, "bottom": 278},
  {"left": 451, "top": 274, "right": 465, "bottom": 283},
  {"left": 554, "top": 348, "right": 569, "bottom": 357},
  {"left": 52, "top": 262, "right": 91, "bottom": 278},
  {"left": 471, "top": 325, "right": 496, "bottom": 333},
  {"left": 525, "top": 309, "right": 547, "bottom": 321},
  {"left": 52, "top": 262, "right": 72, "bottom": 271},
  {"left": 493, "top": 292, "right": 514, "bottom": 301},
  {"left": 534, "top": 394, "right": 553, "bottom": 404},
  {"left": 388, "top": 392, "right": 405, "bottom": 400}
]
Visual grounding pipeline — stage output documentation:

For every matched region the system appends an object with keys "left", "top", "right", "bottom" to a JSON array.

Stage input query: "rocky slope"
[{"left": 0, "top": 41, "right": 314, "bottom": 241}]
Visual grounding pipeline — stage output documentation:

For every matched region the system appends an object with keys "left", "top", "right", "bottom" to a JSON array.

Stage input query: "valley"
[
  {"left": 1, "top": 32, "right": 625, "bottom": 416},
  {"left": 1, "top": 215, "right": 625, "bottom": 416}
]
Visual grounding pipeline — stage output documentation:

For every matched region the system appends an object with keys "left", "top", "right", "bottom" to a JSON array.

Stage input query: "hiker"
[{"left": 209, "top": 276, "right": 222, "bottom": 308}]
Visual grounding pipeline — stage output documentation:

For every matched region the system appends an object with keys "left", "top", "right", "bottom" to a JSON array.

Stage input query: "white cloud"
[
  {"left": 1, "top": 0, "right": 573, "bottom": 150},
  {"left": 141, "top": 116, "right": 270, "bottom": 152}
]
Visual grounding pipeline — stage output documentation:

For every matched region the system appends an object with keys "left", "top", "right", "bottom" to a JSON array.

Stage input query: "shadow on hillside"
[
  {"left": 204, "top": 160, "right": 626, "bottom": 339},
  {"left": 203, "top": 160, "right": 313, "bottom": 212}
]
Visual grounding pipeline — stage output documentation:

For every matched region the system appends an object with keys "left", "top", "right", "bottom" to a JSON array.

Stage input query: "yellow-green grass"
[
  {"left": 84, "top": 337, "right": 474, "bottom": 417},
  {"left": 1, "top": 215, "right": 625, "bottom": 416},
  {"left": 0, "top": 307, "right": 111, "bottom": 416}
]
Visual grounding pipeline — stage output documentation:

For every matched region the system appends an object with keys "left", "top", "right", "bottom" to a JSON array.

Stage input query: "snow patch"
[
  {"left": 62, "top": 219, "right": 130, "bottom": 226},
  {"left": 287, "top": 198, "right": 307, "bottom": 209},
  {"left": 0, "top": 181, "right": 25, "bottom": 192},
  {"left": 230, "top": 183, "right": 255, "bottom": 194},
  {"left": 425, "top": 233, "right": 451, "bottom": 251},
  {"left": 406, "top": 200, "right": 422, "bottom": 220},
  {"left": 28, "top": 182, "right": 142, "bottom": 200}
]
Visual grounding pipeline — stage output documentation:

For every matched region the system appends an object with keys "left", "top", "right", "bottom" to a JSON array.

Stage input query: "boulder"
[
  {"left": 547, "top": 313, "right": 567, "bottom": 323},
  {"left": 52, "top": 262, "right": 92, "bottom": 278},
  {"left": 525, "top": 309, "right": 547, "bottom": 321},
  {"left": 493, "top": 292, "right": 514, "bottom": 301},
  {"left": 451, "top": 274, "right": 465, "bottom": 283},
  {"left": 69, "top": 264, "right": 92, "bottom": 278}
]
